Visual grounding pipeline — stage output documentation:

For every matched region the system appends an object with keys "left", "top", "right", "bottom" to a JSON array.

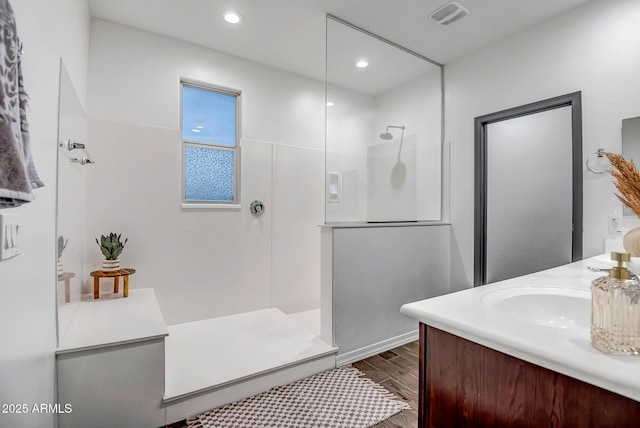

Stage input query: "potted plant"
[
  {"left": 606, "top": 153, "right": 640, "bottom": 256},
  {"left": 96, "top": 232, "right": 128, "bottom": 271},
  {"left": 57, "top": 235, "right": 68, "bottom": 274}
]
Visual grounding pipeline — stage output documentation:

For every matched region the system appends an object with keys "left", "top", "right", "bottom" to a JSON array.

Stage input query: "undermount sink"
[{"left": 481, "top": 287, "right": 591, "bottom": 329}]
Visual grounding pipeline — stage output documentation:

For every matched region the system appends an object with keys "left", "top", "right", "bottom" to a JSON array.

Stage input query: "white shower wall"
[
  {"left": 325, "top": 84, "right": 373, "bottom": 222},
  {"left": 86, "top": 20, "right": 325, "bottom": 325},
  {"left": 325, "top": 68, "right": 442, "bottom": 223},
  {"left": 372, "top": 70, "right": 442, "bottom": 221}
]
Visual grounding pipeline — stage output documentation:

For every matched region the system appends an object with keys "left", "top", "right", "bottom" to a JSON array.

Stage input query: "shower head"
[{"left": 379, "top": 125, "right": 405, "bottom": 140}]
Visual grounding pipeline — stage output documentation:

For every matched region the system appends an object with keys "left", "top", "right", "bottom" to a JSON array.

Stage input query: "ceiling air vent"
[{"left": 429, "top": 1, "right": 470, "bottom": 26}]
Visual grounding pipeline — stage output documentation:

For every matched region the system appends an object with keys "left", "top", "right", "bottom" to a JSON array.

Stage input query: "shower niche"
[{"left": 325, "top": 16, "right": 443, "bottom": 223}]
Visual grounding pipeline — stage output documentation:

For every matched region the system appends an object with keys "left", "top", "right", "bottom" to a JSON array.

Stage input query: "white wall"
[
  {"left": 332, "top": 224, "right": 450, "bottom": 358},
  {"left": 446, "top": 0, "right": 640, "bottom": 291},
  {"left": 0, "top": 0, "right": 89, "bottom": 427},
  {"left": 86, "top": 20, "right": 325, "bottom": 325},
  {"left": 325, "top": 84, "right": 373, "bottom": 222},
  {"left": 88, "top": 20, "right": 324, "bottom": 149},
  {"left": 367, "top": 135, "right": 418, "bottom": 221},
  {"left": 325, "top": 68, "right": 443, "bottom": 223},
  {"left": 370, "top": 70, "right": 442, "bottom": 221}
]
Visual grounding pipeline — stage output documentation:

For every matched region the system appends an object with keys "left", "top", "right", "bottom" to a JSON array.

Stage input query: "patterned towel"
[{"left": 0, "top": 0, "right": 42, "bottom": 208}]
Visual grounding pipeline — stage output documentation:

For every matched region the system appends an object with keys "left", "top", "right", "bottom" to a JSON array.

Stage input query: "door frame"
[{"left": 474, "top": 92, "right": 583, "bottom": 287}]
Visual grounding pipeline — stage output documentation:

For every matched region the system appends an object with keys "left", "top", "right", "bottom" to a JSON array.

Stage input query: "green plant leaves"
[
  {"left": 96, "top": 232, "right": 128, "bottom": 260},
  {"left": 57, "top": 235, "right": 68, "bottom": 258}
]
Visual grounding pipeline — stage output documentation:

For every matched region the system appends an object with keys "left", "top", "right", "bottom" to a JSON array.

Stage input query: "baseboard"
[{"left": 336, "top": 330, "right": 418, "bottom": 367}]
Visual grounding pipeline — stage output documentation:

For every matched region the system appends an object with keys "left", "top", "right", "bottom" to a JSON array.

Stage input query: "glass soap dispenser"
[{"left": 591, "top": 252, "right": 640, "bottom": 355}]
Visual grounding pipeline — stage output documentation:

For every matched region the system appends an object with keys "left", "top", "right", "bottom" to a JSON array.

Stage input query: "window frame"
[{"left": 180, "top": 79, "right": 242, "bottom": 208}]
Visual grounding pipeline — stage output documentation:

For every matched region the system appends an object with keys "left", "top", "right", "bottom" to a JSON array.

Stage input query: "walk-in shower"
[{"left": 324, "top": 15, "right": 446, "bottom": 369}]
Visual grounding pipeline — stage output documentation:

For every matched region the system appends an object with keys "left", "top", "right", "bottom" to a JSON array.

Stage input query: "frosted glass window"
[
  {"left": 185, "top": 146, "right": 234, "bottom": 202},
  {"left": 181, "top": 81, "right": 240, "bottom": 204}
]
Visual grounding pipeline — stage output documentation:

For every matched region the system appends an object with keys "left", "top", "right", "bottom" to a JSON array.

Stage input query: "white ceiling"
[
  {"left": 326, "top": 17, "right": 439, "bottom": 95},
  {"left": 88, "top": 0, "right": 593, "bottom": 85}
]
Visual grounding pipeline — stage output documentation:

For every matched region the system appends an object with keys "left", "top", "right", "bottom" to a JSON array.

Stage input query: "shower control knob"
[{"left": 250, "top": 200, "right": 265, "bottom": 217}]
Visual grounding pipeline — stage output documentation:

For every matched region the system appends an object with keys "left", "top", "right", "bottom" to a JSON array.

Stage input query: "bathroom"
[{"left": 1, "top": 0, "right": 640, "bottom": 427}]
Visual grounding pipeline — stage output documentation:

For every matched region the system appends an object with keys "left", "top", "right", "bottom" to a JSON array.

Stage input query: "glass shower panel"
[
  {"left": 325, "top": 17, "right": 443, "bottom": 223},
  {"left": 56, "top": 61, "right": 88, "bottom": 344}
]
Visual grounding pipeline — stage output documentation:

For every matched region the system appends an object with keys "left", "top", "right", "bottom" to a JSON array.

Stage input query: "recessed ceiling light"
[
  {"left": 223, "top": 10, "right": 243, "bottom": 24},
  {"left": 356, "top": 60, "right": 369, "bottom": 68},
  {"left": 326, "top": 102, "right": 334, "bottom": 107}
]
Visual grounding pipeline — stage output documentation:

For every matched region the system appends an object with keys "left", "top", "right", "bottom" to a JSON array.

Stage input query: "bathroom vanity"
[{"left": 401, "top": 255, "right": 640, "bottom": 427}]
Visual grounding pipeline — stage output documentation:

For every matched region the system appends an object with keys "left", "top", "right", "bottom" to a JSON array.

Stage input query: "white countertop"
[
  {"left": 57, "top": 288, "right": 168, "bottom": 354},
  {"left": 400, "top": 255, "right": 640, "bottom": 402}
]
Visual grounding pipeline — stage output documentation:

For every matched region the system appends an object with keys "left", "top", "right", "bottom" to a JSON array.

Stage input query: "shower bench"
[{"left": 56, "top": 288, "right": 167, "bottom": 428}]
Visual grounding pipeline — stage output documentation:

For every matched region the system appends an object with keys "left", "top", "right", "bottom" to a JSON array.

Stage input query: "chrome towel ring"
[{"left": 586, "top": 149, "right": 612, "bottom": 174}]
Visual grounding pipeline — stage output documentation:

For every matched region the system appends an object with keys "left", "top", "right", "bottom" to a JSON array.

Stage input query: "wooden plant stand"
[{"left": 90, "top": 268, "right": 136, "bottom": 299}]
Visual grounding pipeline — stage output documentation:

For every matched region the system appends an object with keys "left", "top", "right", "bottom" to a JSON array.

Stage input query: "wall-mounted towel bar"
[{"left": 59, "top": 139, "right": 94, "bottom": 165}]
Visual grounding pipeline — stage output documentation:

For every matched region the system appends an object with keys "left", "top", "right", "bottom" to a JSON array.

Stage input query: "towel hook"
[
  {"left": 586, "top": 149, "right": 612, "bottom": 174},
  {"left": 59, "top": 139, "right": 85, "bottom": 151},
  {"left": 59, "top": 139, "right": 94, "bottom": 165},
  {"left": 70, "top": 157, "right": 93, "bottom": 166}
]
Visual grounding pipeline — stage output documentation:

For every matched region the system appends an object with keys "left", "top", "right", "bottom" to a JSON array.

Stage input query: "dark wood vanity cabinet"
[{"left": 419, "top": 324, "right": 640, "bottom": 427}]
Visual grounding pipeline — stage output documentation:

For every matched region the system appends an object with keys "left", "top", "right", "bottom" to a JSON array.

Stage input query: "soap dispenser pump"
[{"left": 591, "top": 252, "right": 640, "bottom": 355}]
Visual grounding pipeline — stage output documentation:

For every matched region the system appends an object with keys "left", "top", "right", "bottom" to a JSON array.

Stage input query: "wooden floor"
[
  {"left": 166, "top": 340, "right": 419, "bottom": 428},
  {"left": 352, "top": 341, "right": 419, "bottom": 427}
]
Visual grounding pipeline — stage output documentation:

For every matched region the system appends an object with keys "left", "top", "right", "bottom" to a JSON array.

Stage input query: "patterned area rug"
[{"left": 187, "top": 366, "right": 410, "bottom": 428}]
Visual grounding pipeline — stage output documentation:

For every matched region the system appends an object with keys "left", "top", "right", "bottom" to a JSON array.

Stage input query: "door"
[{"left": 474, "top": 93, "right": 583, "bottom": 286}]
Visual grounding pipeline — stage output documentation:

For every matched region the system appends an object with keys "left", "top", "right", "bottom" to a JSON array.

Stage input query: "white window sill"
[{"left": 181, "top": 203, "right": 241, "bottom": 210}]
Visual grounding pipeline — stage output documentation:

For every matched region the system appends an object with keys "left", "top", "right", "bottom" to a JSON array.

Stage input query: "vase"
[
  {"left": 623, "top": 227, "right": 640, "bottom": 257},
  {"left": 102, "top": 258, "right": 120, "bottom": 272}
]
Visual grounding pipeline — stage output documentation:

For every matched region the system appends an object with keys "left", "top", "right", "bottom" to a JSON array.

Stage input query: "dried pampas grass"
[{"left": 606, "top": 152, "right": 640, "bottom": 218}]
